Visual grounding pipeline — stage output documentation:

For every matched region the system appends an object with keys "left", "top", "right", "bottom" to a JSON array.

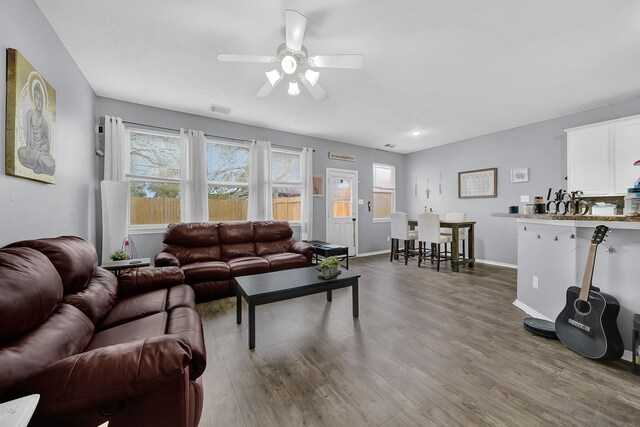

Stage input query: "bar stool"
[
  {"left": 441, "top": 212, "right": 467, "bottom": 258},
  {"left": 390, "top": 212, "right": 418, "bottom": 265},
  {"left": 417, "top": 211, "right": 452, "bottom": 271}
]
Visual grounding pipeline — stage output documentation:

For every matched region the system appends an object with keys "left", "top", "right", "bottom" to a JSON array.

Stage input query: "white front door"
[{"left": 326, "top": 168, "right": 358, "bottom": 256}]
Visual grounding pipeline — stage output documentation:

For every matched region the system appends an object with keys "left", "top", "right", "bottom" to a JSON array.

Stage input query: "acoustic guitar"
[{"left": 555, "top": 225, "right": 624, "bottom": 361}]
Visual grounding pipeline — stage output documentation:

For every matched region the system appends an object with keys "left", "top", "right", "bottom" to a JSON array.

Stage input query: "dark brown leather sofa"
[
  {"left": 0, "top": 236, "right": 205, "bottom": 427},
  {"left": 154, "top": 221, "right": 314, "bottom": 302}
]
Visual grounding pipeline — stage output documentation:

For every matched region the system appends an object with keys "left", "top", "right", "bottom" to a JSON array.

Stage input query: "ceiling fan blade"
[
  {"left": 217, "top": 54, "right": 275, "bottom": 63},
  {"left": 255, "top": 77, "right": 282, "bottom": 99},
  {"left": 308, "top": 54, "right": 365, "bottom": 69},
  {"left": 285, "top": 10, "right": 307, "bottom": 51},
  {"left": 300, "top": 76, "right": 329, "bottom": 101}
]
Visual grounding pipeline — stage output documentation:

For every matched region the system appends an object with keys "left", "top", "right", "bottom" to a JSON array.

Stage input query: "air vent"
[
  {"left": 384, "top": 144, "right": 397, "bottom": 149},
  {"left": 209, "top": 104, "right": 231, "bottom": 115}
]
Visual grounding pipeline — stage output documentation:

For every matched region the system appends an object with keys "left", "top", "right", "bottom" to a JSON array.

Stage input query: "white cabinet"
[
  {"left": 613, "top": 119, "right": 640, "bottom": 194},
  {"left": 566, "top": 114, "right": 640, "bottom": 196}
]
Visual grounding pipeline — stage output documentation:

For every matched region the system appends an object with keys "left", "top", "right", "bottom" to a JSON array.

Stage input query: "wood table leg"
[
  {"left": 327, "top": 289, "right": 332, "bottom": 302},
  {"left": 352, "top": 281, "right": 359, "bottom": 318},
  {"left": 236, "top": 288, "right": 242, "bottom": 324},
  {"left": 249, "top": 302, "right": 255, "bottom": 349},
  {"left": 451, "top": 226, "right": 460, "bottom": 272},
  {"left": 468, "top": 224, "right": 475, "bottom": 268}
]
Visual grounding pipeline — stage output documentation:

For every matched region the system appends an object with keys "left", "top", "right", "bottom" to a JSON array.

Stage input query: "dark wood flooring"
[{"left": 196, "top": 255, "right": 639, "bottom": 426}]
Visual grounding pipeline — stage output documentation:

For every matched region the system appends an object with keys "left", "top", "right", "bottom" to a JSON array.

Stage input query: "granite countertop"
[{"left": 492, "top": 212, "right": 640, "bottom": 222}]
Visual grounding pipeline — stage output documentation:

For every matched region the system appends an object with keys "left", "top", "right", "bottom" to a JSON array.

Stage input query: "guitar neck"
[{"left": 579, "top": 244, "right": 598, "bottom": 301}]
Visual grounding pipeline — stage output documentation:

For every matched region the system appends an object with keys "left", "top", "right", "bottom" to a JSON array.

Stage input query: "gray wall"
[
  {"left": 405, "top": 98, "right": 640, "bottom": 265},
  {"left": 96, "top": 97, "right": 406, "bottom": 259},
  {"left": 0, "top": 0, "right": 97, "bottom": 247}
]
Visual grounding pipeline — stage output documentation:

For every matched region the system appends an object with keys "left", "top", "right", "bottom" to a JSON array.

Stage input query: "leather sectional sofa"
[
  {"left": 0, "top": 236, "right": 205, "bottom": 427},
  {"left": 155, "top": 221, "right": 314, "bottom": 302}
]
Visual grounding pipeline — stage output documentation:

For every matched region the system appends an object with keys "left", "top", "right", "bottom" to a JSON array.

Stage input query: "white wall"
[
  {"left": 405, "top": 98, "right": 640, "bottom": 265},
  {"left": 0, "top": 0, "right": 97, "bottom": 246},
  {"left": 96, "top": 97, "right": 406, "bottom": 259}
]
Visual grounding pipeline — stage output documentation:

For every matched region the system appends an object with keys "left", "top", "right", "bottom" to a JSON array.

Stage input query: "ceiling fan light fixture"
[
  {"left": 265, "top": 69, "right": 281, "bottom": 86},
  {"left": 281, "top": 55, "right": 297, "bottom": 74},
  {"left": 304, "top": 69, "right": 320, "bottom": 86},
  {"left": 288, "top": 81, "right": 300, "bottom": 96}
]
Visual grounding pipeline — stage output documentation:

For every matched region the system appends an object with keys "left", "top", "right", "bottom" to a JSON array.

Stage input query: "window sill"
[
  {"left": 372, "top": 219, "right": 391, "bottom": 223},
  {"left": 128, "top": 225, "right": 168, "bottom": 235}
]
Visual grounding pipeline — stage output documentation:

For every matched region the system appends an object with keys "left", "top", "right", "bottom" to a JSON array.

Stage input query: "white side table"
[{"left": 0, "top": 394, "right": 39, "bottom": 427}]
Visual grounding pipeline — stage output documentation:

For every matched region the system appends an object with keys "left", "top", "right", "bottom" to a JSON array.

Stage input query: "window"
[
  {"left": 373, "top": 163, "right": 395, "bottom": 221},
  {"left": 206, "top": 140, "right": 250, "bottom": 221},
  {"left": 271, "top": 149, "right": 302, "bottom": 222},
  {"left": 128, "top": 129, "right": 181, "bottom": 226}
]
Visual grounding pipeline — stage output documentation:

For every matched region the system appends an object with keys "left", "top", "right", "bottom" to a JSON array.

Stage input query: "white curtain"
[
  {"left": 101, "top": 116, "right": 129, "bottom": 263},
  {"left": 180, "top": 129, "right": 208, "bottom": 222},
  {"left": 300, "top": 147, "right": 314, "bottom": 240},
  {"left": 247, "top": 140, "right": 272, "bottom": 220}
]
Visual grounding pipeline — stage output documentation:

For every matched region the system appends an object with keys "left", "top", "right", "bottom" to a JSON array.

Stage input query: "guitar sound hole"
[{"left": 575, "top": 299, "right": 591, "bottom": 315}]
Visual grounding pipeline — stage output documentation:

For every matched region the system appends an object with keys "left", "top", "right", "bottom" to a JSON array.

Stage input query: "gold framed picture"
[
  {"left": 5, "top": 48, "right": 56, "bottom": 184},
  {"left": 458, "top": 167, "right": 497, "bottom": 198}
]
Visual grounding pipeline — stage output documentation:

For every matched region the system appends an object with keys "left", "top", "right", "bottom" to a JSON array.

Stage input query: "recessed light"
[{"left": 410, "top": 130, "right": 421, "bottom": 136}]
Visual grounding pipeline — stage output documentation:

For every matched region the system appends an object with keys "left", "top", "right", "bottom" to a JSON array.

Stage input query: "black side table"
[
  {"left": 304, "top": 240, "right": 349, "bottom": 269},
  {"left": 101, "top": 257, "right": 150, "bottom": 276},
  {"left": 633, "top": 314, "right": 640, "bottom": 375}
]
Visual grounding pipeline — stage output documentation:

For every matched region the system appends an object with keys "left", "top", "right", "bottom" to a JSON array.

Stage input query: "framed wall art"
[
  {"left": 5, "top": 48, "right": 56, "bottom": 184},
  {"left": 511, "top": 167, "right": 529, "bottom": 183},
  {"left": 458, "top": 167, "right": 497, "bottom": 198},
  {"left": 313, "top": 175, "right": 324, "bottom": 197}
]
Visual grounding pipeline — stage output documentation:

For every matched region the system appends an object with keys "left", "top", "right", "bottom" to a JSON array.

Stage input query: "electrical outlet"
[
  {"left": 532, "top": 276, "right": 539, "bottom": 289},
  {"left": 386, "top": 236, "right": 390, "bottom": 242},
  {"left": 520, "top": 195, "right": 530, "bottom": 203}
]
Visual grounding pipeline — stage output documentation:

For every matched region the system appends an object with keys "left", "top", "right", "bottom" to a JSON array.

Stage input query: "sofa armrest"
[
  {"left": 17, "top": 335, "right": 192, "bottom": 419},
  {"left": 155, "top": 251, "right": 180, "bottom": 267},
  {"left": 290, "top": 241, "right": 314, "bottom": 262},
  {"left": 118, "top": 266, "right": 185, "bottom": 297}
]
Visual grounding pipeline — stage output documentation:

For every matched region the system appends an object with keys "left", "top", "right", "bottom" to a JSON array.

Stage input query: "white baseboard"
[
  {"left": 513, "top": 300, "right": 634, "bottom": 362},
  {"left": 512, "top": 299, "right": 553, "bottom": 321},
  {"left": 477, "top": 258, "right": 517, "bottom": 269},
  {"left": 357, "top": 250, "right": 389, "bottom": 258}
]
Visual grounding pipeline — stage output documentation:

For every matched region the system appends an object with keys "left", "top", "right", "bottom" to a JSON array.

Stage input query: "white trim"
[
  {"left": 476, "top": 258, "right": 517, "bottom": 269},
  {"left": 128, "top": 225, "right": 167, "bottom": 235},
  {"left": 564, "top": 113, "right": 640, "bottom": 133},
  {"left": 357, "top": 249, "right": 389, "bottom": 257},
  {"left": 513, "top": 299, "right": 553, "bottom": 321},
  {"left": 513, "top": 300, "right": 633, "bottom": 362}
]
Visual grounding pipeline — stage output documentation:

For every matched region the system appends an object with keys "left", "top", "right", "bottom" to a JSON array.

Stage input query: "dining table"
[{"left": 407, "top": 219, "right": 476, "bottom": 272}]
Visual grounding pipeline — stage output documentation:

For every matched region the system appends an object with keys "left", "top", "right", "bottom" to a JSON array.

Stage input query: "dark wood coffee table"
[{"left": 235, "top": 266, "right": 360, "bottom": 349}]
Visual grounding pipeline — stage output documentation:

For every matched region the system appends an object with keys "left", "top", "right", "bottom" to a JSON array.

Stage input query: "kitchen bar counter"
[{"left": 492, "top": 212, "right": 640, "bottom": 230}]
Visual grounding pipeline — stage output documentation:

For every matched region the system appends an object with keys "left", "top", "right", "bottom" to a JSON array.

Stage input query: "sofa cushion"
[
  {"left": 6, "top": 236, "right": 97, "bottom": 294},
  {"left": 221, "top": 242, "right": 256, "bottom": 260},
  {"left": 163, "top": 222, "right": 220, "bottom": 247},
  {"left": 87, "top": 312, "right": 168, "bottom": 351},
  {"left": 191, "top": 280, "right": 230, "bottom": 303},
  {"left": 227, "top": 256, "right": 270, "bottom": 277},
  {"left": 219, "top": 221, "right": 254, "bottom": 244},
  {"left": 0, "top": 304, "right": 94, "bottom": 397},
  {"left": 182, "top": 261, "right": 230, "bottom": 283},
  {"left": 0, "top": 248, "right": 63, "bottom": 344},
  {"left": 167, "top": 284, "right": 197, "bottom": 311},
  {"left": 263, "top": 253, "right": 309, "bottom": 272},
  {"left": 253, "top": 221, "right": 293, "bottom": 242},
  {"left": 63, "top": 267, "right": 118, "bottom": 325},
  {"left": 255, "top": 239, "right": 294, "bottom": 256},
  {"left": 98, "top": 289, "right": 169, "bottom": 331}
]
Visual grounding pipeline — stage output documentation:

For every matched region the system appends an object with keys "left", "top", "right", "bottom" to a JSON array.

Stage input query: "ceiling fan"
[{"left": 217, "top": 10, "right": 364, "bottom": 101}]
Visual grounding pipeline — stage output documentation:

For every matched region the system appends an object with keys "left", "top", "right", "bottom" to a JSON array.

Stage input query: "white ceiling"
[{"left": 36, "top": 0, "right": 640, "bottom": 154}]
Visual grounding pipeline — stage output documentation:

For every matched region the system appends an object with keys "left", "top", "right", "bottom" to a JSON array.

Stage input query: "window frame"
[
  {"left": 372, "top": 163, "right": 396, "bottom": 223},
  {"left": 271, "top": 147, "right": 302, "bottom": 224},
  {"left": 126, "top": 127, "right": 182, "bottom": 232},
  {"left": 205, "top": 139, "right": 250, "bottom": 222}
]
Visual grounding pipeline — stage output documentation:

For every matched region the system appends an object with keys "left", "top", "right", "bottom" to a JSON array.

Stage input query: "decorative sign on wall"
[
  {"left": 5, "top": 48, "right": 57, "bottom": 184},
  {"left": 458, "top": 167, "right": 497, "bottom": 198},
  {"left": 511, "top": 167, "right": 529, "bottom": 183},
  {"left": 329, "top": 152, "right": 356, "bottom": 162}
]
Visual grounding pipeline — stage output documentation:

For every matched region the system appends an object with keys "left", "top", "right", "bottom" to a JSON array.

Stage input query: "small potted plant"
[
  {"left": 318, "top": 256, "right": 341, "bottom": 279},
  {"left": 110, "top": 250, "right": 131, "bottom": 261}
]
